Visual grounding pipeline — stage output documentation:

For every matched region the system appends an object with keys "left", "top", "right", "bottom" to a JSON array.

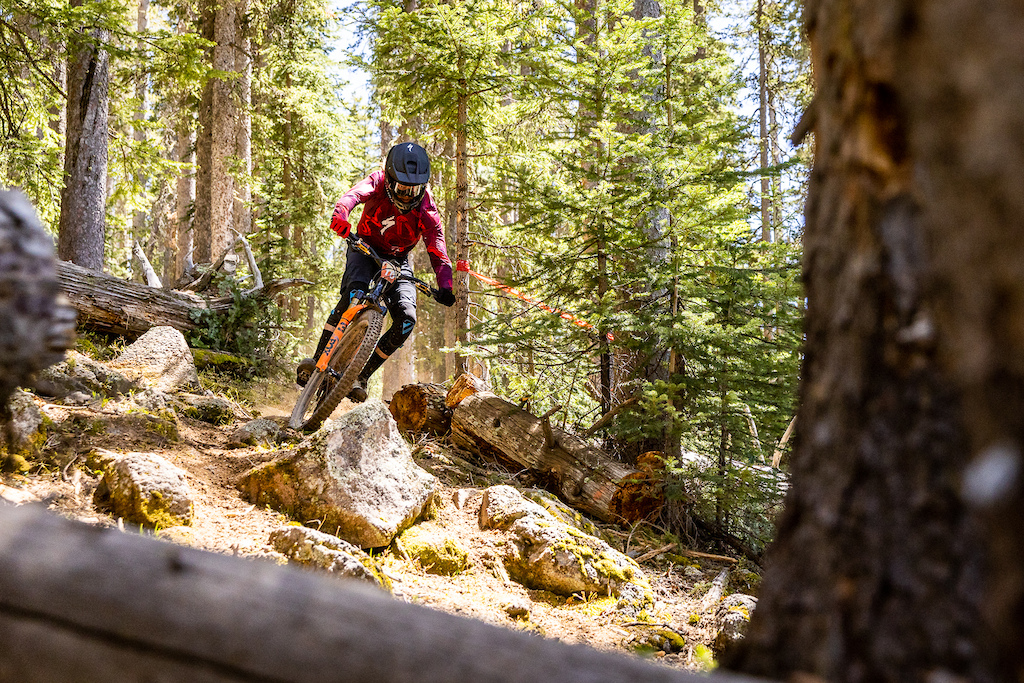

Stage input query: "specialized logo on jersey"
[{"left": 381, "top": 216, "right": 396, "bottom": 231}]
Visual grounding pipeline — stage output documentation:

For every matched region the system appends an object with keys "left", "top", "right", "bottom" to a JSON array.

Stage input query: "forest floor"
[{"left": 0, "top": 361, "right": 751, "bottom": 675}]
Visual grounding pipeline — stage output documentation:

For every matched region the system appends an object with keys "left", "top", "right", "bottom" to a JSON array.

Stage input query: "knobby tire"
[{"left": 288, "top": 308, "right": 383, "bottom": 432}]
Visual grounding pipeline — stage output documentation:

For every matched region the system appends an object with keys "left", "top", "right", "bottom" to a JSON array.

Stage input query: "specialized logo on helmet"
[{"left": 407, "top": 144, "right": 414, "bottom": 152}]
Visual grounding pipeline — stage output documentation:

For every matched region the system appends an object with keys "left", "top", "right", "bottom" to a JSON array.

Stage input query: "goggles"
[{"left": 393, "top": 182, "right": 423, "bottom": 198}]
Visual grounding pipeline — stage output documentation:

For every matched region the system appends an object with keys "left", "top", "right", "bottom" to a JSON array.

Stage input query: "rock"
[
  {"left": 452, "top": 488, "right": 481, "bottom": 511},
  {"left": 4, "top": 389, "right": 43, "bottom": 452},
  {"left": 270, "top": 525, "right": 392, "bottom": 591},
  {"left": 0, "top": 484, "right": 39, "bottom": 506},
  {"left": 479, "top": 486, "right": 653, "bottom": 613},
  {"left": 399, "top": 525, "right": 470, "bottom": 575},
  {"left": 502, "top": 598, "right": 531, "bottom": 620},
  {"left": 239, "top": 399, "right": 437, "bottom": 548},
  {"left": 132, "top": 388, "right": 173, "bottom": 415},
  {"left": 35, "top": 351, "right": 138, "bottom": 400},
  {"left": 92, "top": 450, "right": 194, "bottom": 528},
  {"left": 175, "top": 393, "right": 236, "bottom": 425},
  {"left": 503, "top": 514, "right": 652, "bottom": 607},
  {"left": 64, "top": 391, "right": 94, "bottom": 406},
  {"left": 190, "top": 348, "right": 254, "bottom": 375},
  {"left": 522, "top": 488, "right": 607, "bottom": 538},
  {"left": 714, "top": 594, "right": 757, "bottom": 654},
  {"left": 109, "top": 326, "right": 200, "bottom": 392},
  {"left": 227, "top": 418, "right": 281, "bottom": 448},
  {"left": 479, "top": 485, "right": 551, "bottom": 531}
]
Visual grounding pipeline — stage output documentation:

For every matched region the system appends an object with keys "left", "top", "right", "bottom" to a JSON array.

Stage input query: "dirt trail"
[{"left": 2, "top": 376, "right": 736, "bottom": 672}]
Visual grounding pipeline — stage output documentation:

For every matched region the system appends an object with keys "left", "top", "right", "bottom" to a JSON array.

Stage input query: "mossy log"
[
  {"left": 449, "top": 392, "right": 664, "bottom": 524},
  {"left": 56, "top": 259, "right": 310, "bottom": 338},
  {"left": 0, "top": 504, "right": 755, "bottom": 683},
  {"left": 389, "top": 383, "right": 451, "bottom": 435}
]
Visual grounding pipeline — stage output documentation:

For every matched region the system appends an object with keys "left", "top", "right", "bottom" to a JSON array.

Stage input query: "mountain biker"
[{"left": 296, "top": 142, "right": 456, "bottom": 402}]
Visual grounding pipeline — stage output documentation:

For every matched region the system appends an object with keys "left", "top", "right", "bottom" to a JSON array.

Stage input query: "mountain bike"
[{"left": 288, "top": 236, "right": 439, "bottom": 432}]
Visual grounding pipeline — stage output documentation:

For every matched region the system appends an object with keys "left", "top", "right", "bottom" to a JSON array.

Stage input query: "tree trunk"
[
  {"left": 132, "top": 0, "right": 150, "bottom": 245},
  {"left": 721, "top": 0, "right": 1001, "bottom": 680},
  {"left": 381, "top": 341, "right": 417, "bottom": 402},
  {"left": 232, "top": 0, "right": 252, "bottom": 239},
  {"left": 174, "top": 110, "right": 195, "bottom": 283},
  {"left": 756, "top": 0, "right": 771, "bottom": 243},
  {"left": 452, "top": 84, "right": 470, "bottom": 375},
  {"left": 194, "top": 0, "right": 215, "bottom": 264},
  {"left": 58, "top": 7, "right": 109, "bottom": 272},
  {"left": 0, "top": 504, "right": 737, "bottom": 683},
  {"left": 210, "top": 0, "right": 237, "bottom": 259},
  {"left": 893, "top": 2, "right": 1024, "bottom": 677}
]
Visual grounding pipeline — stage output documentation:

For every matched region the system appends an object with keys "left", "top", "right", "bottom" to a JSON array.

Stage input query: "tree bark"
[
  {"left": 209, "top": 0, "right": 237, "bottom": 259},
  {"left": 721, "top": 0, "right": 1002, "bottom": 680},
  {"left": 0, "top": 504, "right": 745, "bottom": 683},
  {"left": 194, "top": 0, "right": 215, "bottom": 264},
  {"left": 56, "top": 260, "right": 307, "bottom": 338},
  {"left": 452, "top": 84, "right": 470, "bottom": 375},
  {"left": 132, "top": 0, "right": 150, "bottom": 245},
  {"left": 894, "top": 2, "right": 1024, "bottom": 677},
  {"left": 381, "top": 342, "right": 417, "bottom": 402},
  {"left": 756, "top": 0, "right": 771, "bottom": 242},
  {"left": 449, "top": 390, "right": 663, "bottom": 524},
  {"left": 389, "top": 383, "right": 451, "bottom": 435},
  {"left": 232, "top": 0, "right": 252, "bottom": 240},
  {"left": 58, "top": 8, "right": 109, "bottom": 271}
]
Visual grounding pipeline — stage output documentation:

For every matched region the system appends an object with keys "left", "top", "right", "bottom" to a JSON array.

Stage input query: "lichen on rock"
[
  {"left": 270, "top": 524, "right": 392, "bottom": 591},
  {"left": 399, "top": 525, "right": 470, "bottom": 575}
]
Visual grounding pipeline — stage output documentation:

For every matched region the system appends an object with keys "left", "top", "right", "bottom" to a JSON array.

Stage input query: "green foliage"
[{"left": 185, "top": 272, "right": 285, "bottom": 362}]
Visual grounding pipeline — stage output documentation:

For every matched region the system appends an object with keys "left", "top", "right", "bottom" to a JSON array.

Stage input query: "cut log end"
[{"left": 389, "top": 383, "right": 451, "bottom": 436}]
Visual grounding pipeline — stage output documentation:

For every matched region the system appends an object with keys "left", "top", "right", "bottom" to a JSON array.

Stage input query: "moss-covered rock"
[
  {"left": 92, "top": 449, "right": 194, "bottom": 528},
  {"left": 270, "top": 525, "right": 392, "bottom": 591},
  {"left": 175, "top": 393, "right": 235, "bottom": 426},
  {"left": 713, "top": 593, "right": 757, "bottom": 654},
  {"left": 1, "top": 389, "right": 46, "bottom": 472},
  {"left": 399, "top": 525, "right": 471, "bottom": 575},
  {"left": 521, "top": 488, "right": 607, "bottom": 539},
  {"left": 238, "top": 400, "right": 436, "bottom": 549},
  {"left": 190, "top": 348, "right": 254, "bottom": 375},
  {"left": 503, "top": 514, "right": 654, "bottom": 615}
]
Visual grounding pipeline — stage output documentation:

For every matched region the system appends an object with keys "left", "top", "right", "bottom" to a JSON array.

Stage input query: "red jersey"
[{"left": 331, "top": 170, "right": 453, "bottom": 290}]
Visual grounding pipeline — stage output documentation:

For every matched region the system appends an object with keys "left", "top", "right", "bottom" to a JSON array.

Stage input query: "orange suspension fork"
[{"left": 315, "top": 304, "right": 367, "bottom": 371}]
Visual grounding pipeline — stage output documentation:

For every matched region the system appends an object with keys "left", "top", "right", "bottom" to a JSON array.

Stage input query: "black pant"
[{"left": 316, "top": 247, "right": 418, "bottom": 368}]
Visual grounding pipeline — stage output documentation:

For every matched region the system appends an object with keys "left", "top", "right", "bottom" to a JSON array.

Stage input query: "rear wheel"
[{"left": 288, "top": 308, "right": 383, "bottom": 431}]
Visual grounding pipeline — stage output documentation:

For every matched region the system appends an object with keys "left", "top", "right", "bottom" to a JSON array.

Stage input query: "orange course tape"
[{"left": 455, "top": 260, "right": 615, "bottom": 341}]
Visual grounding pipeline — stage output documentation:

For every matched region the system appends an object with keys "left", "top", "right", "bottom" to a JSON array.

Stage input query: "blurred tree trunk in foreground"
[{"left": 723, "top": 0, "right": 1024, "bottom": 680}]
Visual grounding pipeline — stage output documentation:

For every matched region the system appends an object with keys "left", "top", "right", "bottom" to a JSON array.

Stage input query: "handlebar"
[{"left": 347, "top": 236, "right": 439, "bottom": 301}]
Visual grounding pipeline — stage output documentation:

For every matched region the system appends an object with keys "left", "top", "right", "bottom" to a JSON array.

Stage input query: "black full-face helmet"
[{"left": 384, "top": 142, "right": 430, "bottom": 213}]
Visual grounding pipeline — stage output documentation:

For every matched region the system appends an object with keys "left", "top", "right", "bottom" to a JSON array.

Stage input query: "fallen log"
[
  {"left": 389, "top": 383, "right": 451, "bottom": 435},
  {"left": 449, "top": 390, "right": 664, "bottom": 524},
  {"left": 0, "top": 505, "right": 760, "bottom": 683},
  {"left": 57, "top": 259, "right": 310, "bottom": 338}
]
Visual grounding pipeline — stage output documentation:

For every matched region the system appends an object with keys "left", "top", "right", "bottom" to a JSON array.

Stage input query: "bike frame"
[{"left": 313, "top": 237, "right": 436, "bottom": 374}]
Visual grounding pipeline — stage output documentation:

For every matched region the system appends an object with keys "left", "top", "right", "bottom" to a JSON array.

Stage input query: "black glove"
[{"left": 436, "top": 288, "right": 456, "bottom": 307}]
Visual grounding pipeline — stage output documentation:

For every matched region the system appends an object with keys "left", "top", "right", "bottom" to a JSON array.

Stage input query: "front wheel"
[{"left": 288, "top": 308, "right": 384, "bottom": 432}]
